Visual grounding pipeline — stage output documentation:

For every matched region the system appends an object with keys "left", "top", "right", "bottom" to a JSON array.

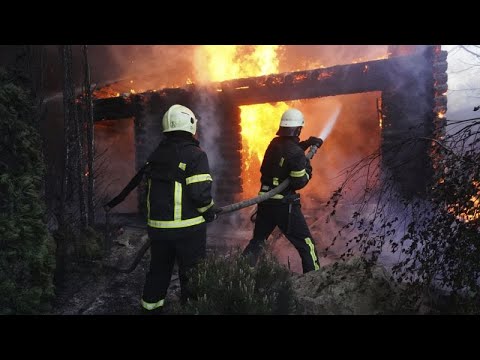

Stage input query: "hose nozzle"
[{"left": 306, "top": 140, "right": 323, "bottom": 160}]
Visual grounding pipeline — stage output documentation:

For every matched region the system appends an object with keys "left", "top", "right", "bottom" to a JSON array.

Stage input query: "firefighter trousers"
[
  {"left": 242, "top": 202, "right": 320, "bottom": 273},
  {"left": 142, "top": 224, "right": 206, "bottom": 310}
]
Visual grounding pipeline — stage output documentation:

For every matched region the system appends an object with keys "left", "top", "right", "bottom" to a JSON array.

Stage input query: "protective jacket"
[
  {"left": 258, "top": 136, "right": 312, "bottom": 200},
  {"left": 106, "top": 132, "right": 214, "bottom": 229}
]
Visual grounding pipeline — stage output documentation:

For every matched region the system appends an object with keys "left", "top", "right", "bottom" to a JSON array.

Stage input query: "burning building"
[{"left": 92, "top": 45, "right": 447, "bottom": 216}]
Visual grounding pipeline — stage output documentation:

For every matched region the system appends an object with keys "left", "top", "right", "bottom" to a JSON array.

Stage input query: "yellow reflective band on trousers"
[
  {"left": 305, "top": 237, "right": 319, "bottom": 270},
  {"left": 197, "top": 199, "right": 214, "bottom": 213},
  {"left": 290, "top": 169, "right": 306, "bottom": 177},
  {"left": 141, "top": 298, "right": 164, "bottom": 310},
  {"left": 178, "top": 162, "right": 186, "bottom": 171},
  {"left": 174, "top": 181, "right": 182, "bottom": 220},
  {"left": 186, "top": 174, "right": 212, "bottom": 185},
  {"left": 273, "top": 177, "right": 279, "bottom": 186},
  {"left": 258, "top": 191, "right": 284, "bottom": 199}
]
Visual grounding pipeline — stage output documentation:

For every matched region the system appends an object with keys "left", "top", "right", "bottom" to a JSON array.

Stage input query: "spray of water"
[{"left": 318, "top": 104, "right": 342, "bottom": 141}]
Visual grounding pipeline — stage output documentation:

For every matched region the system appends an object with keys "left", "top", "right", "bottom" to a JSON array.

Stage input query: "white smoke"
[
  {"left": 442, "top": 45, "right": 480, "bottom": 120},
  {"left": 192, "top": 48, "right": 224, "bottom": 194}
]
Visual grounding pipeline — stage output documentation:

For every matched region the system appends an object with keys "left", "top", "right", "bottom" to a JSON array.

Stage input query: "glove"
[
  {"left": 203, "top": 205, "right": 222, "bottom": 223},
  {"left": 305, "top": 159, "right": 313, "bottom": 180},
  {"left": 305, "top": 136, "right": 323, "bottom": 148}
]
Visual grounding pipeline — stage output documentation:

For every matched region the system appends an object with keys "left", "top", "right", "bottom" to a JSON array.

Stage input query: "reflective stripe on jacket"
[
  {"left": 258, "top": 136, "right": 310, "bottom": 199},
  {"left": 146, "top": 133, "right": 214, "bottom": 229}
]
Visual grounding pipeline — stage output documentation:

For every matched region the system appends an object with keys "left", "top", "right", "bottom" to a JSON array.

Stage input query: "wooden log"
[{"left": 93, "top": 53, "right": 431, "bottom": 121}]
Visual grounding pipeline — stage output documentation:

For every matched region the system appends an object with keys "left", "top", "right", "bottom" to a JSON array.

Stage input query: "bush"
[
  {"left": 178, "top": 251, "right": 296, "bottom": 315},
  {"left": 0, "top": 68, "right": 56, "bottom": 314}
]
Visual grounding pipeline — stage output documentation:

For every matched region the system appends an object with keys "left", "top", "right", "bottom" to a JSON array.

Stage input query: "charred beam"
[{"left": 93, "top": 53, "right": 430, "bottom": 121}]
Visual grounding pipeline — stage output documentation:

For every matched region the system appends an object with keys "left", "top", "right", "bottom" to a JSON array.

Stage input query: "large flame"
[{"left": 199, "top": 45, "right": 289, "bottom": 196}]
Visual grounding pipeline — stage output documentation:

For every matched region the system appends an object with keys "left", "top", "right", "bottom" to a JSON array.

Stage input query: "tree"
[
  {"left": 82, "top": 45, "right": 95, "bottom": 226},
  {"left": 0, "top": 67, "right": 56, "bottom": 314}
]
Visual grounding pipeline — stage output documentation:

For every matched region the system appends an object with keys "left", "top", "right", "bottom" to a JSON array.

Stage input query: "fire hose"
[
  {"left": 218, "top": 143, "right": 321, "bottom": 214},
  {"left": 104, "top": 143, "right": 322, "bottom": 273}
]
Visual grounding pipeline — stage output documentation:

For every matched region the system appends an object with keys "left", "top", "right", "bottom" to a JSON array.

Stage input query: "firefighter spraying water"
[
  {"left": 241, "top": 106, "right": 342, "bottom": 272},
  {"left": 220, "top": 105, "right": 342, "bottom": 215}
]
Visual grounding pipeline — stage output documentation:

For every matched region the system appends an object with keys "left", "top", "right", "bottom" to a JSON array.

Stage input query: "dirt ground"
[{"left": 51, "top": 208, "right": 344, "bottom": 315}]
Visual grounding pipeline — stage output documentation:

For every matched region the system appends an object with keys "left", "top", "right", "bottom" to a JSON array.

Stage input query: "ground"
[{"left": 51, "top": 208, "right": 349, "bottom": 315}]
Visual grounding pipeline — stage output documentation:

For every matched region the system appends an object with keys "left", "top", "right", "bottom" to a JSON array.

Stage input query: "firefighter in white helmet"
[
  {"left": 105, "top": 104, "right": 219, "bottom": 314},
  {"left": 242, "top": 108, "right": 323, "bottom": 273}
]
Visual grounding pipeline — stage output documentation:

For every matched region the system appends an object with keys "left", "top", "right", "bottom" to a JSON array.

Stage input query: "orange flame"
[
  {"left": 199, "top": 45, "right": 289, "bottom": 196},
  {"left": 447, "top": 181, "right": 480, "bottom": 223}
]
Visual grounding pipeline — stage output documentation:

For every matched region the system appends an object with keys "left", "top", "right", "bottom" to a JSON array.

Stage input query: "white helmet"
[
  {"left": 162, "top": 104, "right": 198, "bottom": 135},
  {"left": 279, "top": 108, "right": 304, "bottom": 127},
  {"left": 277, "top": 108, "right": 304, "bottom": 136}
]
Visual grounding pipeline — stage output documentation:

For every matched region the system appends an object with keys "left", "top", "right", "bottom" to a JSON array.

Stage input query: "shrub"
[{"left": 178, "top": 251, "right": 296, "bottom": 315}]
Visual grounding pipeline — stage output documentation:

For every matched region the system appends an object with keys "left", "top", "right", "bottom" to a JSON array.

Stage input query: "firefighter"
[
  {"left": 104, "top": 104, "right": 219, "bottom": 314},
  {"left": 242, "top": 108, "right": 323, "bottom": 273}
]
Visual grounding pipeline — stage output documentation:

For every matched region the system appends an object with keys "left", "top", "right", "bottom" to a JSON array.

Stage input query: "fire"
[
  {"left": 447, "top": 181, "right": 480, "bottom": 223},
  {"left": 199, "top": 45, "right": 289, "bottom": 196},
  {"left": 239, "top": 103, "right": 288, "bottom": 192},
  {"left": 376, "top": 98, "right": 383, "bottom": 128},
  {"left": 199, "top": 46, "right": 282, "bottom": 82}
]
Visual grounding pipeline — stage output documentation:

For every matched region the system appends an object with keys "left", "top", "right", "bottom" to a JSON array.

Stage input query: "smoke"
[
  {"left": 89, "top": 45, "right": 196, "bottom": 90},
  {"left": 279, "top": 45, "right": 388, "bottom": 71},
  {"left": 443, "top": 45, "right": 480, "bottom": 121},
  {"left": 193, "top": 92, "right": 223, "bottom": 194}
]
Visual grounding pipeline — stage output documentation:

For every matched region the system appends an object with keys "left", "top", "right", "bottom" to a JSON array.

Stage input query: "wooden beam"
[{"left": 93, "top": 52, "right": 431, "bottom": 121}]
